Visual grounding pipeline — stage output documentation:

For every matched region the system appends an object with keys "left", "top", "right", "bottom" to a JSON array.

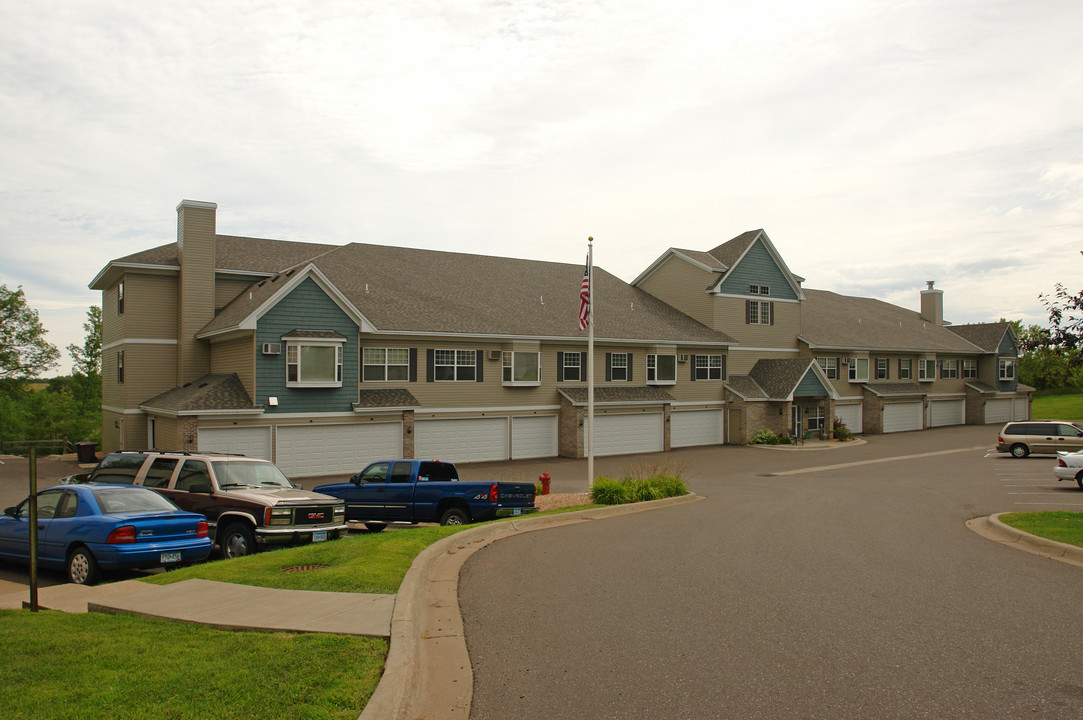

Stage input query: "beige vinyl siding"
[
  {"left": 124, "top": 273, "right": 179, "bottom": 339},
  {"left": 636, "top": 256, "right": 715, "bottom": 327},
  {"left": 177, "top": 203, "right": 216, "bottom": 385},
  {"left": 101, "top": 409, "right": 124, "bottom": 453},
  {"left": 122, "top": 344, "right": 180, "bottom": 409},
  {"left": 713, "top": 296, "right": 800, "bottom": 349},
  {"left": 210, "top": 334, "right": 256, "bottom": 401},
  {"left": 152, "top": 415, "right": 179, "bottom": 450},
  {"left": 214, "top": 276, "right": 257, "bottom": 311},
  {"left": 101, "top": 282, "right": 127, "bottom": 346},
  {"left": 364, "top": 338, "right": 727, "bottom": 410},
  {"left": 727, "top": 349, "right": 794, "bottom": 375}
]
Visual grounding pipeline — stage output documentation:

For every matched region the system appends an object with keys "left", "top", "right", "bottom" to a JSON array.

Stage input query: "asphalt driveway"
[{"left": 460, "top": 426, "right": 1083, "bottom": 719}]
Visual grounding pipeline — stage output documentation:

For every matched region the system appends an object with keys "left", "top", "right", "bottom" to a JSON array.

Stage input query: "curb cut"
[
  {"left": 359, "top": 492, "right": 705, "bottom": 720},
  {"left": 965, "top": 513, "right": 1083, "bottom": 569}
]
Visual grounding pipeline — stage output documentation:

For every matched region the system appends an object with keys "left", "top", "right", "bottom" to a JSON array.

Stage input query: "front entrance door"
[{"left": 791, "top": 405, "right": 801, "bottom": 436}]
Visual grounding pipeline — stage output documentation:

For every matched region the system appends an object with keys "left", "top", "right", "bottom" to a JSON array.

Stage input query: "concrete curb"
[
  {"left": 965, "top": 513, "right": 1083, "bottom": 569},
  {"left": 359, "top": 492, "right": 705, "bottom": 720},
  {"left": 753, "top": 437, "right": 867, "bottom": 451}
]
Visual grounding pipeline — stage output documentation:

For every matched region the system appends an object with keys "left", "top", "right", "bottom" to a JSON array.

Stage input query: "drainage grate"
[{"left": 279, "top": 564, "right": 330, "bottom": 573}]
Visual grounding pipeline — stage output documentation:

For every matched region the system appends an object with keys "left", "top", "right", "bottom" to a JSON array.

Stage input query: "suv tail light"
[
  {"left": 488, "top": 483, "right": 499, "bottom": 504},
  {"left": 197, "top": 520, "right": 209, "bottom": 538},
  {"left": 107, "top": 525, "right": 136, "bottom": 544}
]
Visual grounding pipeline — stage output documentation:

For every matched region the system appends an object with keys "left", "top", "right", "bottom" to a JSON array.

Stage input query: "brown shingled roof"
[
  {"left": 140, "top": 373, "right": 256, "bottom": 413},
  {"left": 947, "top": 322, "right": 1013, "bottom": 352}
]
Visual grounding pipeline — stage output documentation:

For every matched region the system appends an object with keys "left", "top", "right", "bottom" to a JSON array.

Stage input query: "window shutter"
[
  {"left": 409, "top": 348, "right": 417, "bottom": 383},
  {"left": 476, "top": 350, "right": 484, "bottom": 382},
  {"left": 627, "top": 353, "right": 633, "bottom": 381},
  {"left": 605, "top": 353, "right": 612, "bottom": 381},
  {"left": 721, "top": 355, "right": 727, "bottom": 381},
  {"left": 691, "top": 355, "right": 697, "bottom": 382},
  {"left": 745, "top": 300, "right": 751, "bottom": 324},
  {"left": 769, "top": 302, "right": 775, "bottom": 325},
  {"left": 557, "top": 352, "right": 564, "bottom": 382},
  {"left": 426, "top": 349, "right": 435, "bottom": 382}
]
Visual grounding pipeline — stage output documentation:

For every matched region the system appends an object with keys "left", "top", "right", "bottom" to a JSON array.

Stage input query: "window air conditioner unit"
[
  {"left": 844, "top": 357, "right": 856, "bottom": 366},
  {"left": 262, "top": 343, "right": 282, "bottom": 355},
  {"left": 487, "top": 350, "right": 503, "bottom": 361},
  {"left": 677, "top": 354, "right": 689, "bottom": 363}
]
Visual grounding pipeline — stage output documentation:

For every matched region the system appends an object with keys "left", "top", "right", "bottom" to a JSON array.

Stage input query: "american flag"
[{"left": 578, "top": 257, "right": 590, "bottom": 331}]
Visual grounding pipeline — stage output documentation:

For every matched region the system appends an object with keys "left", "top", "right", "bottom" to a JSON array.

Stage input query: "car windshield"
[
  {"left": 212, "top": 460, "right": 293, "bottom": 488},
  {"left": 94, "top": 487, "right": 180, "bottom": 514}
]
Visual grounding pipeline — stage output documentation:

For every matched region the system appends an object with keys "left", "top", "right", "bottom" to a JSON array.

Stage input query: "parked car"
[
  {"left": 996, "top": 420, "right": 1083, "bottom": 458},
  {"left": 74, "top": 451, "right": 348, "bottom": 558},
  {"left": 1055, "top": 450, "right": 1083, "bottom": 489},
  {"left": 0, "top": 484, "right": 212, "bottom": 585},
  {"left": 314, "top": 459, "right": 537, "bottom": 530}
]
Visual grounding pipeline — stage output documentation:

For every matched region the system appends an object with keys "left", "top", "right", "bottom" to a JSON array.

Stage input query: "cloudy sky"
[{"left": 2, "top": 0, "right": 1081, "bottom": 372}]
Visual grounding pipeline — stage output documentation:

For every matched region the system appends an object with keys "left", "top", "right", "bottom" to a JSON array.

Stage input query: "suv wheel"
[
  {"left": 220, "top": 522, "right": 256, "bottom": 559},
  {"left": 1010, "top": 443, "right": 1029, "bottom": 458}
]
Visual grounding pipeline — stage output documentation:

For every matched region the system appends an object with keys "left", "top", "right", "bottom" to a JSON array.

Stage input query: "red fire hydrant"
[{"left": 538, "top": 472, "right": 551, "bottom": 495}]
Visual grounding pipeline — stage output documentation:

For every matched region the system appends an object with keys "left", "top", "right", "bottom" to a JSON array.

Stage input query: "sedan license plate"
[
  {"left": 160, "top": 551, "right": 181, "bottom": 564},
  {"left": 313, "top": 530, "right": 327, "bottom": 542}
]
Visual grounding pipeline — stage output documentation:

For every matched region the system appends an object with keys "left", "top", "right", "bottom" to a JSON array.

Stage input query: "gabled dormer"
[{"left": 706, "top": 230, "right": 805, "bottom": 301}]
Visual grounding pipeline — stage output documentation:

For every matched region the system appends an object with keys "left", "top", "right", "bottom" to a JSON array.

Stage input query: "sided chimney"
[
  {"left": 176, "top": 200, "right": 217, "bottom": 384},
  {"left": 920, "top": 280, "right": 943, "bottom": 326}
]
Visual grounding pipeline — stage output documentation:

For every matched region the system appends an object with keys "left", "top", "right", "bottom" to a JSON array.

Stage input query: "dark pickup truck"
[{"left": 313, "top": 459, "right": 537, "bottom": 530}]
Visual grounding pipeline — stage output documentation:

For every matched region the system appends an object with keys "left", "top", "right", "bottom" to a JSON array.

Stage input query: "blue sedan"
[{"left": 0, "top": 484, "right": 212, "bottom": 585}]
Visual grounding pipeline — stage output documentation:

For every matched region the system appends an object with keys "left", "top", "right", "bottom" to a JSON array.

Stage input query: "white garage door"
[
  {"left": 883, "top": 401, "right": 923, "bottom": 433},
  {"left": 1012, "top": 396, "right": 1029, "bottom": 421},
  {"left": 511, "top": 416, "right": 558, "bottom": 459},
  {"left": 276, "top": 423, "right": 402, "bottom": 478},
  {"left": 834, "top": 403, "right": 863, "bottom": 434},
  {"left": 928, "top": 399, "right": 965, "bottom": 427},
  {"left": 671, "top": 410, "right": 723, "bottom": 448},
  {"left": 590, "top": 413, "right": 664, "bottom": 456},
  {"left": 198, "top": 426, "right": 271, "bottom": 460},
  {"left": 415, "top": 418, "right": 508, "bottom": 463},
  {"left": 985, "top": 398, "right": 1012, "bottom": 425}
]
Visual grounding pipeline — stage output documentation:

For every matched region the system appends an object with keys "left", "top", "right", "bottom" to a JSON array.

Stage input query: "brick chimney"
[
  {"left": 920, "top": 280, "right": 943, "bottom": 326},
  {"left": 176, "top": 200, "right": 217, "bottom": 384}
]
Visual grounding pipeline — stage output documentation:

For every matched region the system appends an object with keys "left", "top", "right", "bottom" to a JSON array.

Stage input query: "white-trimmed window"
[
  {"left": 817, "top": 357, "right": 838, "bottom": 380},
  {"left": 941, "top": 359, "right": 959, "bottom": 379},
  {"left": 918, "top": 359, "right": 936, "bottom": 381},
  {"left": 287, "top": 342, "right": 343, "bottom": 387},
  {"left": 806, "top": 406, "right": 825, "bottom": 432},
  {"left": 561, "top": 352, "right": 582, "bottom": 381},
  {"left": 117, "top": 280, "right": 125, "bottom": 315},
  {"left": 646, "top": 354, "right": 676, "bottom": 384},
  {"left": 750, "top": 284, "right": 770, "bottom": 296},
  {"left": 695, "top": 355, "right": 723, "bottom": 380},
  {"left": 435, "top": 349, "right": 477, "bottom": 382},
  {"left": 502, "top": 351, "right": 541, "bottom": 385},
  {"left": 848, "top": 358, "right": 869, "bottom": 382},
  {"left": 362, "top": 348, "right": 410, "bottom": 382},
  {"left": 963, "top": 359, "right": 978, "bottom": 379},
  {"left": 116, "top": 350, "right": 124, "bottom": 384},
  {"left": 875, "top": 358, "right": 889, "bottom": 380},
  {"left": 609, "top": 353, "right": 629, "bottom": 381},
  {"left": 747, "top": 300, "right": 773, "bottom": 325},
  {"left": 898, "top": 358, "right": 912, "bottom": 380},
  {"left": 999, "top": 357, "right": 1016, "bottom": 380}
]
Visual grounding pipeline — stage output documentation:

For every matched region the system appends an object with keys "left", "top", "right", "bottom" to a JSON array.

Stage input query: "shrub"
[
  {"left": 749, "top": 428, "right": 780, "bottom": 445},
  {"left": 589, "top": 473, "right": 689, "bottom": 505},
  {"left": 833, "top": 417, "right": 854, "bottom": 441}
]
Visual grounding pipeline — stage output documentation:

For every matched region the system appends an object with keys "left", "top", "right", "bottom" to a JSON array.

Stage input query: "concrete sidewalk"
[{"left": 0, "top": 577, "right": 394, "bottom": 637}]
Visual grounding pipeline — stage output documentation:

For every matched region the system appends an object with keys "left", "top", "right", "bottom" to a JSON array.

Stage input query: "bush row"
[{"left": 589, "top": 473, "right": 689, "bottom": 505}]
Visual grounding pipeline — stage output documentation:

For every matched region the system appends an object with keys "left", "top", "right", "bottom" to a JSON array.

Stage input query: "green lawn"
[
  {"left": 999, "top": 511, "right": 1083, "bottom": 549},
  {"left": 1031, "top": 393, "right": 1083, "bottom": 422},
  {"left": 0, "top": 611, "right": 384, "bottom": 720}
]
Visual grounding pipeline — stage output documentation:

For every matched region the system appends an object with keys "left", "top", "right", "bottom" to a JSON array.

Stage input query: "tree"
[
  {"left": 0, "top": 283, "right": 59, "bottom": 381},
  {"left": 67, "top": 306, "right": 102, "bottom": 414},
  {"left": 1033, "top": 252, "right": 1083, "bottom": 364}
]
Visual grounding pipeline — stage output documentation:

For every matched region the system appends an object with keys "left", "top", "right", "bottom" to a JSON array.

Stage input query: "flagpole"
[{"left": 587, "top": 237, "right": 595, "bottom": 489}]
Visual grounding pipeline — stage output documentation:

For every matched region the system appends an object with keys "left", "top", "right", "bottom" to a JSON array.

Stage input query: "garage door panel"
[
  {"left": 834, "top": 404, "right": 862, "bottom": 434},
  {"left": 985, "top": 398, "right": 1012, "bottom": 425},
  {"left": 883, "top": 402, "right": 923, "bottom": 433},
  {"left": 671, "top": 410, "right": 723, "bottom": 448},
  {"left": 511, "top": 417, "right": 557, "bottom": 459},
  {"left": 590, "top": 413, "right": 663, "bottom": 456},
  {"left": 276, "top": 423, "right": 402, "bottom": 478},
  {"left": 198, "top": 427, "right": 271, "bottom": 460},
  {"left": 416, "top": 418, "right": 508, "bottom": 463},
  {"left": 929, "top": 399, "right": 964, "bottom": 427},
  {"left": 1012, "top": 397, "right": 1029, "bottom": 421}
]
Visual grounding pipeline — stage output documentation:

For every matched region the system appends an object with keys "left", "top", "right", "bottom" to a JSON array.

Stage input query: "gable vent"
[{"left": 262, "top": 343, "right": 282, "bottom": 355}]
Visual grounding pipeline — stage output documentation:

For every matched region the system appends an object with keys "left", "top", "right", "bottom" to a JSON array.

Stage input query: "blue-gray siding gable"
[
  {"left": 716, "top": 238, "right": 799, "bottom": 300},
  {"left": 794, "top": 370, "right": 829, "bottom": 397},
  {"left": 255, "top": 277, "right": 359, "bottom": 413},
  {"left": 997, "top": 329, "right": 1018, "bottom": 392}
]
